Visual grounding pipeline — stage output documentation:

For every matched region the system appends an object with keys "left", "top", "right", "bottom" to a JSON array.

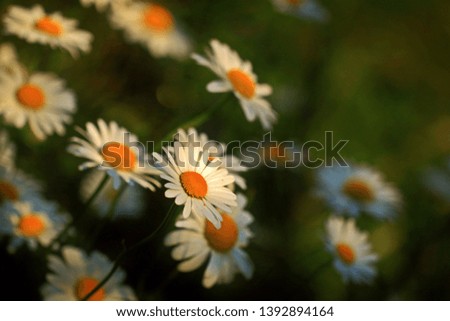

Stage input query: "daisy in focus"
[
  {"left": 80, "top": 170, "right": 146, "bottom": 218},
  {"left": 3, "top": 5, "right": 93, "bottom": 58},
  {"left": 0, "top": 201, "right": 68, "bottom": 253},
  {"left": 109, "top": 1, "right": 191, "bottom": 59},
  {"left": 165, "top": 193, "right": 254, "bottom": 288},
  {"left": 80, "top": 0, "right": 112, "bottom": 12},
  {"left": 0, "top": 167, "right": 42, "bottom": 209},
  {"left": 315, "top": 164, "right": 402, "bottom": 219},
  {"left": 0, "top": 70, "right": 76, "bottom": 141},
  {"left": 0, "top": 43, "right": 25, "bottom": 77},
  {"left": 271, "top": 0, "right": 329, "bottom": 22},
  {"left": 41, "top": 246, "right": 136, "bottom": 300},
  {"left": 191, "top": 39, "right": 277, "bottom": 130},
  {"left": 325, "top": 216, "right": 378, "bottom": 284},
  {"left": 0, "top": 131, "right": 16, "bottom": 171},
  {"left": 67, "top": 119, "right": 161, "bottom": 191}
]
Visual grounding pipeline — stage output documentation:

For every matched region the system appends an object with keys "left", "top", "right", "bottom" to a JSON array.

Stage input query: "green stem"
[{"left": 81, "top": 203, "right": 178, "bottom": 301}]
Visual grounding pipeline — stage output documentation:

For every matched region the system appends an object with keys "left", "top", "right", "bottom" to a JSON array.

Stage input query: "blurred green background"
[{"left": 0, "top": 0, "right": 449, "bottom": 300}]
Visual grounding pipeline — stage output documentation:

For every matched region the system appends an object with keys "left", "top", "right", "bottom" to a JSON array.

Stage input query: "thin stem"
[{"left": 81, "top": 203, "right": 178, "bottom": 301}]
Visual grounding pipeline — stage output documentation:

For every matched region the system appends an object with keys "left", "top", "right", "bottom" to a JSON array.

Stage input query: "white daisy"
[
  {"left": 0, "top": 70, "right": 76, "bottom": 141},
  {"left": 315, "top": 164, "right": 402, "bottom": 219},
  {"left": 0, "top": 42, "right": 26, "bottom": 77},
  {"left": 191, "top": 39, "right": 277, "bottom": 130},
  {"left": 271, "top": 0, "right": 329, "bottom": 22},
  {"left": 0, "top": 167, "right": 42, "bottom": 209},
  {"left": 3, "top": 5, "right": 93, "bottom": 58},
  {"left": 0, "top": 131, "right": 16, "bottom": 171},
  {"left": 165, "top": 193, "right": 254, "bottom": 288},
  {"left": 67, "top": 119, "right": 161, "bottom": 191},
  {"left": 80, "top": 0, "right": 112, "bottom": 12},
  {"left": 175, "top": 128, "right": 249, "bottom": 190},
  {"left": 109, "top": 1, "right": 191, "bottom": 59},
  {"left": 0, "top": 200, "right": 68, "bottom": 253},
  {"left": 80, "top": 170, "right": 146, "bottom": 218},
  {"left": 41, "top": 246, "right": 136, "bottom": 300},
  {"left": 325, "top": 216, "right": 378, "bottom": 284}
]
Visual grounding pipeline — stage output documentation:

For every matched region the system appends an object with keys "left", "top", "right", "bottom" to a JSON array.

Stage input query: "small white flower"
[
  {"left": 315, "top": 164, "right": 402, "bottom": 219},
  {"left": 271, "top": 0, "right": 329, "bottom": 22},
  {"left": 68, "top": 119, "right": 161, "bottom": 191},
  {"left": 41, "top": 246, "right": 136, "bottom": 300},
  {"left": 0, "top": 167, "right": 42, "bottom": 209},
  {"left": 3, "top": 5, "right": 93, "bottom": 58},
  {"left": 325, "top": 216, "right": 378, "bottom": 284},
  {"left": 0, "top": 70, "right": 76, "bottom": 141},
  {"left": 0, "top": 131, "right": 16, "bottom": 171},
  {"left": 0, "top": 201, "right": 68, "bottom": 253},
  {"left": 165, "top": 193, "right": 254, "bottom": 288},
  {"left": 192, "top": 39, "right": 277, "bottom": 130},
  {"left": 109, "top": 1, "right": 191, "bottom": 59}
]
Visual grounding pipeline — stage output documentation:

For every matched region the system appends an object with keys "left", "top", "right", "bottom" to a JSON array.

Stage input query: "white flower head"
[
  {"left": 0, "top": 167, "right": 42, "bottom": 209},
  {"left": 68, "top": 119, "right": 161, "bottom": 191},
  {"left": 192, "top": 39, "right": 277, "bottom": 130},
  {"left": 271, "top": 0, "right": 329, "bottom": 22},
  {"left": 165, "top": 193, "right": 254, "bottom": 288},
  {"left": 325, "top": 216, "right": 378, "bottom": 284},
  {"left": 0, "top": 70, "right": 76, "bottom": 141},
  {"left": 41, "top": 246, "right": 136, "bottom": 300},
  {"left": 3, "top": 5, "right": 93, "bottom": 58}
]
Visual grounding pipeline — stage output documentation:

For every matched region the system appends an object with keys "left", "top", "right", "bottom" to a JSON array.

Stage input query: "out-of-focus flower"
[
  {"left": 175, "top": 128, "right": 248, "bottom": 190},
  {"left": 0, "top": 201, "right": 68, "bottom": 253},
  {"left": 80, "top": 0, "right": 112, "bottom": 12},
  {"left": 165, "top": 193, "right": 253, "bottom": 288},
  {"left": 109, "top": 1, "right": 191, "bottom": 59},
  {"left": 315, "top": 164, "right": 402, "bottom": 219},
  {"left": 192, "top": 39, "right": 277, "bottom": 130},
  {"left": 271, "top": 0, "right": 329, "bottom": 22},
  {"left": 0, "top": 167, "right": 42, "bottom": 209},
  {"left": 80, "top": 170, "right": 146, "bottom": 218},
  {"left": 153, "top": 132, "right": 237, "bottom": 229},
  {"left": 41, "top": 246, "right": 136, "bottom": 300},
  {"left": 0, "top": 43, "right": 26, "bottom": 77},
  {"left": 0, "top": 131, "right": 16, "bottom": 171},
  {"left": 325, "top": 216, "right": 378, "bottom": 284},
  {"left": 0, "top": 70, "right": 76, "bottom": 141},
  {"left": 259, "top": 143, "right": 302, "bottom": 169},
  {"left": 3, "top": 5, "right": 93, "bottom": 58},
  {"left": 68, "top": 119, "right": 161, "bottom": 191}
]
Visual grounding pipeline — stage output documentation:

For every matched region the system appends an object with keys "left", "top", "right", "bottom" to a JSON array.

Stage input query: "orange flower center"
[
  {"left": 204, "top": 214, "right": 238, "bottom": 252},
  {"left": 336, "top": 243, "right": 355, "bottom": 264},
  {"left": 143, "top": 5, "right": 174, "bottom": 32},
  {"left": 35, "top": 17, "right": 63, "bottom": 36},
  {"left": 16, "top": 84, "right": 46, "bottom": 110},
  {"left": 342, "top": 178, "right": 374, "bottom": 202},
  {"left": 0, "top": 181, "right": 19, "bottom": 204},
  {"left": 101, "top": 142, "right": 137, "bottom": 171},
  {"left": 227, "top": 69, "right": 256, "bottom": 99},
  {"left": 180, "top": 171, "right": 208, "bottom": 198},
  {"left": 18, "top": 214, "right": 46, "bottom": 237},
  {"left": 75, "top": 277, "right": 105, "bottom": 301}
]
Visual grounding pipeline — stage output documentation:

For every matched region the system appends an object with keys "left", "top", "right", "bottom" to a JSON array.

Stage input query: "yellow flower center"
[
  {"left": 0, "top": 180, "right": 19, "bottom": 204},
  {"left": 204, "top": 214, "right": 238, "bottom": 252},
  {"left": 342, "top": 178, "right": 374, "bottom": 202},
  {"left": 143, "top": 5, "right": 174, "bottom": 32},
  {"left": 35, "top": 17, "right": 63, "bottom": 36},
  {"left": 75, "top": 277, "right": 105, "bottom": 301},
  {"left": 101, "top": 142, "right": 137, "bottom": 171},
  {"left": 180, "top": 171, "right": 208, "bottom": 198},
  {"left": 227, "top": 69, "right": 256, "bottom": 99},
  {"left": 18, "top": 213, "right": 46, "bottom": 237},
  {"left": 336, "top": 243, "right": 355, "bottom": 264},
  {"left": 16, "top": 84, "right": 46, "bottom": 110}
]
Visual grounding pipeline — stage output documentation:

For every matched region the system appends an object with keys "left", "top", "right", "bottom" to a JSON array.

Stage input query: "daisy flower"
[
  {"left": 80, "top": 0, "right": 112, "bottom": 12},
  {"left": 191, "top": 39, "right": 277, "bottom": 130},
  {"left": 165, "top": 193, "right": 254, "bottom": 288},
  {"left": 3, "top": 5, "right": 93, "bottom": 58},
  {"left": 259, "top": 142, "right": 302, "bottom": 169},
  {"left": 0, "top": 131, "right": 16, "bottom": 171},
  {"left": 80, "top": 170, "right": 146, "bottom": 218},
  {"left": 0, "top": 167, "right": 42, "bottom": 209},
  {"left": 271, "top": 0, "right": 329, "bottom": 22},
  {"left": 175, "top": 128, "right": 249, "bottom": 190},
  {"left": 0, "top": 70, "right": 76, "bottom": 141},
  {"left": 0, "top": 201, "right": 68, "bottom": 253},
  {"left": 315, "top": 164, "right": 402, "bottom": 219},
  {"left": 109, "top": 1, "right": 191, "bottom": 59},
  {"left": 325, "top": 216, "right": 378, "bottom": 284},
  {"left": 0, "top": 43, "right": 26, "bottom": 77},
  {"left": 41, "top": 246, "right": 136, "bottom": 300},
  {"left": 67, "top": 119, "right": 161, "bottom": 191}
]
